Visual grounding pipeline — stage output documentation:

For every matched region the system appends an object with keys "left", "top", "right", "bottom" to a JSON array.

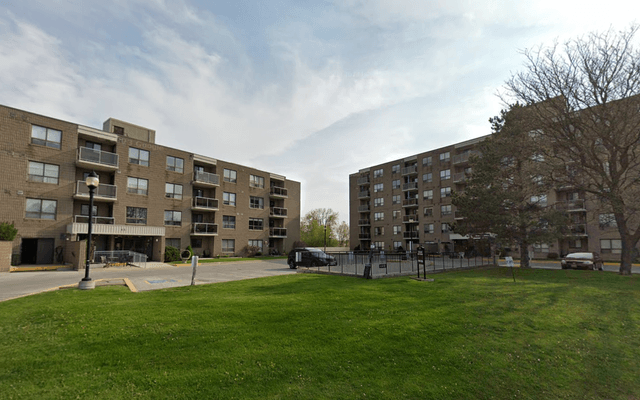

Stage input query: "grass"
[{"left": 1, "top": 268, "right": 639, "bottom": 399}]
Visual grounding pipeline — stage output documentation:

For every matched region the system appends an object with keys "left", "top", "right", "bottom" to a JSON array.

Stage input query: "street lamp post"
[
  {"left": 79, "top": 171, "right": 99, "bottom": 290},
  {"left": 324, "top": 224, "right": 327, "bottom": 252}
]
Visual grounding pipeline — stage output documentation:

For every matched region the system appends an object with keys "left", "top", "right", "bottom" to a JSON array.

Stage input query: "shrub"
[
  {"left": 547, "top": 252, "right": 559, "bottom": 260},
  {"left": 244, "top": 246, "right": 261, "bottom": 257},
  {"left": 164, "top": 246, "right": 180, "bottom": 262},
  {"left": 0, "top": 222, "right": 18, "bottom": 241}
]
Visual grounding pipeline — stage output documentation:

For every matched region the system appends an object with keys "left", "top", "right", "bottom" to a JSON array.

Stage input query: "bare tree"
[
  {"left": 503, "top": 24, "right": 640, "bottom": 275},
  {"left": 336, "top": 221, "right": 350, "bottom": 247}
]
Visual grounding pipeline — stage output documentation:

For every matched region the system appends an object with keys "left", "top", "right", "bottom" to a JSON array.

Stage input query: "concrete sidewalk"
[{"left": 0, "top": 259, "right": 297, "bottom": 302}]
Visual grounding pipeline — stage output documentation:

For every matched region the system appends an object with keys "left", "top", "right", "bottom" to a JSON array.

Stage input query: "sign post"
[
  {"left": 191, "top": 256, "right": 199, "bottom": 286},
  {"left": 505, "top": 256, "right": 516, "bottom": 283}
]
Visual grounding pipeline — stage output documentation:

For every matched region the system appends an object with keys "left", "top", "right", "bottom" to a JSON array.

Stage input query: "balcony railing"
[
  {"left": 270, "top": 186, "right": 288, "bottom": 198},
  {"left": 402, "top": 198, "right": 418, "bottom": 207},
  {"left": 358, "top": 190, "right": 371, "bottom": 199},
  {"left": 453, "top": 172, "right": 467, "bottom": 183},
  {"left": 402, "top": 165, "right": 418, "bottom": 175},
  {"left": 359, "top": 233, "right": 371, "bottom": 239},
  {"left": 403, "top": 215, "right": 418, "bottom": 223},
  {"left": 270, "top": 207, "right": 288, "bottom": 217},
  {"left": 556, "top": 199, "right": 586, "bottom": 212},
  {"left": 454, "top": 210, "right": 464, "bottom": 220},
  {"left": 358, "top": 205, "right": 371, "bottom": 212},
  {"left": 192, "top": 223, "right": 218, "bottom": 235},
  {"left": 358, "top": 219, "right": 371, "bottom": 226},
  {"left": 75, "top": 181, "right": 117, "bottom": 200},
  {"left": 453, "top": 151, "right": 479, "bottom": 164},
  {"left": 193, "top": 196, "right": 219, "bottom": 210},
  {"left": 566, "top": 224, "right": 587, "bottom": 236},
  {"left": 402, "top": 182, "right": 418, "bottom": 191},
  {"left": 194, "top": 170, "right": 220, "bottom": 186},
  {"left": 269, "top": 227, "right": 287, "bottom": 237},
  {"left": 77, "top": 147, "right": 119, "bottom": 168},
  {"left": 357, "top": 176, "right": 370, "bottom": 185},
  {"left": 73, "top": 215, "right": 115, "bottom": 224},
  {"left": 403, "top": 231, "right": 419, "bottom": 239}
]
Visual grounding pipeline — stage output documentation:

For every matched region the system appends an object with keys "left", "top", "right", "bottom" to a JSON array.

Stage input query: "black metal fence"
[{"left": 298, "top": 251, "right": 494, "bottom": 278}]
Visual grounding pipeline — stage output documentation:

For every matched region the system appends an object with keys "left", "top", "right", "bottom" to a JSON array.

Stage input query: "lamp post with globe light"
[{"left": 79, "top": 171, "right": 99, "bottom": 290}]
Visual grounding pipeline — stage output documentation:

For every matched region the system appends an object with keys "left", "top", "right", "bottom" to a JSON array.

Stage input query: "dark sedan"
[{"left": 561, "top": 252, "right": 604, "bottom": 270}]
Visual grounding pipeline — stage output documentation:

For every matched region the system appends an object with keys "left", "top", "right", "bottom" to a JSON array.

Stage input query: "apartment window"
[
  {"left": 127, "top": 177, "right": 149, "bottom": 196},
  {"left": 601, "top": 239, "right": 622, "bottom": 254},
  {"left": 392, "top": 179, "right": 401, "bottom": 190},
  {"left": 249, "top": 175, "right": 265, "bottom": 188},
  {"left": 25, "top": 198, "right": 57, "bottom": 220},
  {"left": 223, "top": 215, "right": 236, "bottom": 229},
  {"left": 28, "top": 161, "right": 59, "bottom": 184},
  {"left": 392, "top": 195, "right": 401, "bottom": 205},
  {"left": 423, "top": 190, "right": 433, "bottom": 200},
  {"left": 373, "top": 169, "right": 383, "bottom": 178},
  {"left": 439, "top": 152, "right": 450, "bottom": 163},
  {"left": 374, "top": 198, "right": 384, "bottom": 207},
  {"left": 393, "top": 225, "right": 402, "bottom": 235},
  {"left": 374, "top": 212, "right": 384, "bottom": 221},
  {"left": 440, "top": 169, "right": 451, "bottom": 180},
  {"left": 392, "top": 164, "right": 400, "bottom": 174},
  {"left": 223, "top": 192, "right": 236, "bottom": 206},
  {"left": 222, "top": 239, "right": 235, "bottom": 253},
  {"left": 422, "top": 172, "right": 432, "bottom": 183},
  {"left": 166, "top": 238, "right": 181, "bottom": 249},
  {"left": 374, "top": 227, "right": 384, "bottom": 236},
  {"left": 392, "top": 210, "right": 401, "bottom": 220},
  {"left": 113, "top": 126, "right": 125, "bottom": 135},
  {"left": 250, "top": 196, "right": 264, "bottom": 209},
  {"left": 599, "top": 213, "right": 617, "bottom": 229},
  {"left": 441, "top": 205, "right": 452, "bottom": 216},
  {"left": 423, "top": 156, "right": 432, "bottom": 166},
  {"left": 31, "top": 125, "right": 61, "bottom": 149},
  {"left": 249, "top": 218, "right": 264, "bottom": 230},
  {"left": 530, "top": 195, "right": 548, "bottom": 207},
  {"left": 424, "top": 223, "right": 434, "bottom": 234},
  {"left": 166, "top": 156, "right": 184, "bottom": 173},
  {"left": 223, "top": 169, "right": 237, "bottom": 183},
  {"left": 85, "top": 141, "right": 102, "bottom": 151},
  {"left": 374, "top": 183, "right": 384, "bottom": 193},
  {"left": 533, "top": 243, "right": 550, "bottom": 252},
  {"left": 129, "top": 147, "right": 149, "bottom": 166},
  {"left": 126, "top": 207, "right": 147, "bottom": 224},
  {"left": 569, "top": 239, "right": 582, "bottom": 249},
  {"left": 164, "top": 211, "right": 182, "bottom": 226},
  {"left": 165, "top": 183, "right": 183, "bottom": 199},
  {"left": 441, "top": 223, "right": 450, "bottom": 233},
  {"left": 440, "top": 187, "right": 451, "bottom": 198},
  {"left": 374, "top": 241, "right": 384, "bottom": 250},
  {"left": 424, "top": 207, "right": 433, "bottom": 217},
  {"left": 393, "top": 241, "right": 403, "bottom": 250},
  {"left": 80, "top": 204, "right": 98, "bottom": 216},
  {"left": 248, "top": 240, "right": 263, "bottom": 250}
]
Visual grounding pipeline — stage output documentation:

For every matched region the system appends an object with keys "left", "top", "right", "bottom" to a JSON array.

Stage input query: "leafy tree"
[
  {"left": 301, "top": 208, "right": 339, "bottom": 247},
  {"left": 503, "top": 25, "right": 640, "bottom": 274},
  {"left": 336, "top": 221, "right": 350, "bottom": 247},
  {"left": 453, "top": 105, "right": 568, "bottom": 268}
]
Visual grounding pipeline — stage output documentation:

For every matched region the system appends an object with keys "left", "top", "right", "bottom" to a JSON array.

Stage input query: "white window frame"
[{"left": 28, "top": 161, "right": 59, "bottom": 184}]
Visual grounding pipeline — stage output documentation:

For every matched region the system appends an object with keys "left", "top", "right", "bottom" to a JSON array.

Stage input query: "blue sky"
[{"left": 1, "top": 0, "right": 638, "bottom": 222}]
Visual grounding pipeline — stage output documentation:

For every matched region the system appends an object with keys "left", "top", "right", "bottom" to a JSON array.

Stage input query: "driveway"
[{"left": 0, "top": 259, "right": 296, "bottom": 302}]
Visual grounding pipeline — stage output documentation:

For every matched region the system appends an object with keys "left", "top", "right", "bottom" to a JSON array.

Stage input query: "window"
[
  {"left": 374, "top": 183, "right": 384, "bottom": 192},
  {"left": 392, "top": 179, "right": 401, "bottom": 190},
  {"left": 85, "top": 141, "right": 102, "bottom": 151},
  {"left": 164, "top": 211, "right": 182, "bottom": 226},
  {"left": 126, "top": 207, "right": 147, "bottom": 224},
  {"left": 249, "top": 175, "right": 265, "bottom": 188},
  {"left": 129, "top": 147, "right": 149, "bottom": 166},
  {"left": 569, "top": 239, "right": 582, "bottom": 249},
  {"left": 423, "top": 190, "right": 433, "bottom": 200},
  {"left": 374, "top": 198, "right": 384, "bottom": 207},
  {"left": 248, "top": 240, "right": 263, "bottom": 250},
  {"left": 28, "top": 161, "right": 59, "bottom": 184},
  {"left": 393, "top": 241, "right": 403, "bottom": 250},
  {"left": 440, "top": 169, "right": 451, "bottom": 180},
  {"left": 113, "top": 126, "right": 125, "bottom": 135},
  {"left": 601, "top": 239, "right": 622, "bottom": 254},
  {"left": 599, "top": 213, "right": 617, "bottom": 229},
  {"left": 439, "top": 152, "right": 450, "bottom": 162},
  {"left": 249, "top": 218, "right": 263, "bottom": 230},
  {"left": 392, "top": 195, "right": 401, "bottom": 205},
  {"left": 166, "top": 238, "right": 181, "bottom": 249},
  {"left": 393, "top": 225, "right": 402, "bottom": 235},
  {"left": 250, "top": 196, "right": 264, "bottom": 209},
  {"left": 80, "top": 204, "right": 98, "bottom": 216},
  {"left": 25, "top": 198, "right": 57, "bottom": 219},
  {"left": 423, "top": 156, "right": 432, "bottom": 166},
  {"left": 166, "top": 156, "right": 184, "bottom": 173},
  {"left": 127, "top": 177, "right": 149, "bottom": 195},
  {"left": 374, "top": 227, "right": 384, "bottom": 236},
  {"left": 165, "top": 183, "right": 183, "bottom": 199},
  {"left": 373, "top": 169, "right": 383, "bottom": 178},
  {"left": 530, "top": 195, "right": 547, "bottom": 207},
  {"left": 223, "top": 215, "right": 236, "bottom": 229},
  {"left": 223, "top": 192, "right": 236, "bottom": 206},
  {"left": 441, "top": 205, "right": 452, "bottom": 216},
  {"left": 222, "top": 239, "right": 235, "bottom": 253},
  {"left": 440, "top": 187, "right": 451, "bottom": 198},
  {"left": 392, "top": 164, "right": 400, "bottom": 174},
  {"left": 392, "top": 210, "right": 401, "bottom": 220},
  {"left": 533, "top": 243, "right": 550, "bottom": 252},
  {"left": 424, "top": 223, "right": 434, "bottom": 234},
  {"left": 31, "top": 125, "right": 61, "bottom": 149},
  {"left": 422, "top": 172, "right": 432, "bottom": 183},
  {"left": 424, "top": 207, "right": 433, "bottom": 217},
  {"left": 374, "top": 241, "right": 384, "bottom": 250},
  {"left": 374, "top": 212, "right": 384, "bottom": 221},
  {"left": 224, "top": 169, "right": 237, "bottom": 183},
  {"left": 441, "top": 223, "right": 450, "bottom": 233}
]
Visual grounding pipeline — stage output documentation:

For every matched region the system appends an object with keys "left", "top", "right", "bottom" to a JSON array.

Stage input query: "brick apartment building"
[
  {"left": 349, "top": 136, "right": 629, "bottom": 261},
  {"left": 0, "top": 104, "right": 300, "bottom": 265}
]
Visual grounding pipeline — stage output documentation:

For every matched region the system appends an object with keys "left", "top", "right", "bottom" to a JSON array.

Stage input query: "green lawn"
[{"left": 1, "top": 268, "right": 639, "bottom": 399}]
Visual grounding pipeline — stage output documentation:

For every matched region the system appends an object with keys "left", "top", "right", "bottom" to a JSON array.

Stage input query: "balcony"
[
  {"left": 74, "top": 181, "right": 117, "bottom": 202},
  {"left": 359, "top": 233, "right": 371, "bottom": 240},
  {"left": 358, "top": 190, "right": 371, "bottom": 199},
  {"left": 403, "top": 231, "right": 419, "bottom": 239},
  {"left": 402, "top": 182, "right": 418, "bottom": 191},
  {"left": 357, "top": 176, "right": 370, "bottom": 185},
  {"left": 191, "top": 223, "right": 218, "bottom": 236},
  {"left": 269, "top": 227, "right": 287, "bottom": 238},
  {"left": 556, "top": 199, "right": 586, "bottom": 212},
  {"left": 358, "top": 205, "right": 371, "bottom": 212},
  {"left": 453, "top": 151, "right": 479, "bottom": 165},
  {"left": 358, "top": 219, "right": 371, "bottom": 226},
  {"left": 402, "top": 165, "right": 418, "bottom": 175},
  {"left": 403, "top": 215, "right": 418, "bottom": 223},
  {"left": 566, "top": 224, "right": 588, "bottom": 237},
  {"left": 192, "top": 196, "right": 219, "bottom": 211},
  {"left": 453, "top": 172, "right": 467, "bottom": 183},
  {"left": 402, "top": 198, "right": 418, "bottom": 207},
  {"left": 76, "top": 147, "right": 119, "bottom": 171},
  {"left": 270, "top": 186, "right": 288, "bottom": 198},
  {"left": 74, "top": 215, "right": 115, "bottom": 224},
  {"left": 270, "top": 207, "right": 288, "bottom": 218},
  {"left": 193, "top": 170, "right": 220, "bottom": 187},
  {"left": 454, "top": 210, "right": 465, "bottom": 220}
]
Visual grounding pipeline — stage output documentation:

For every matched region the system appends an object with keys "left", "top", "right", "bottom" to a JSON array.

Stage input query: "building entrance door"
[{"left": 21, "top": 238, "right": 54, "bottom": 264}]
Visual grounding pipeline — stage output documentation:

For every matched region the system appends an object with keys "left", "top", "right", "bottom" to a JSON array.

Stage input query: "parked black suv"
[{"left": 288, "top": 248, "right": 337, "bottom": 269}]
